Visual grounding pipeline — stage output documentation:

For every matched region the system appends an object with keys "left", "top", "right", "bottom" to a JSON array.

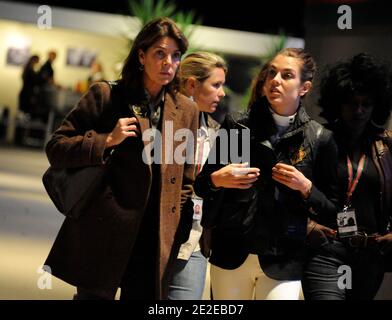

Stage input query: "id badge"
[
  {"left": 337, "top": 209, "right": 358, "bottom": 237},
  {"left": 192, "top": 197, "right": 203, "bottom": 221}
]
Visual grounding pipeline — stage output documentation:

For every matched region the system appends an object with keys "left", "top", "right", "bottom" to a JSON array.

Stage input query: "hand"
[
  {"left": 210, "top": 163, "right": 260, "bottom": 189},
  {"left": 272, "top": 163, "right": 312, "bottom": 198},
  {"left": 307, "top": 219, "right": 337, "bottom": 249},
  {"left": 106, "top": 117, "right": 140, "bottom": 148},
  {"left": 376, "top": 233, "right": 392, "bottom": 254},
  {"left": 307, "top": 219, "right": 336, "bottom": 237}
]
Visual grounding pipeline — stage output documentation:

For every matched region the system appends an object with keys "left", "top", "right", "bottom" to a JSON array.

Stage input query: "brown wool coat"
[{"left": 44, "top": 82, "right": 199, "bottom": 299}]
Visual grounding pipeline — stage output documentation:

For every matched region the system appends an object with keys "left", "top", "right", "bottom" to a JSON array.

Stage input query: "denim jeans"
[
  {"left": 168, "top": 250, "right": 208, "bottom": 300},
  {"left": 302, "top": 239, "right": 385, "bottom": 300}
]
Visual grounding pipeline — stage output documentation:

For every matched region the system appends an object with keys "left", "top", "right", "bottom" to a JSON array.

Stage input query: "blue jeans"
[
  {"left": 302, "top": 239, "right": 385, "bottom": 300},
  {"left": 168, "top": 250, "right": 208, "bottom": 300}
]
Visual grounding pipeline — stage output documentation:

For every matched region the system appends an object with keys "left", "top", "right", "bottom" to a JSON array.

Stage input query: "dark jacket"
[
  {"left": 194, "top": 100, "right": 339, "bottom": 280},
  {"left": 39, "top": 60, "right": 54, "bottom": 85},
  {"left": 373, "top": 129, "right": 392, "bottom": 235},
  {"left": 326, "top": 124, "right": 392, "bottom": 234},
  {"left": 373, "top": 129, "right": 392, "bottom": 271},
  {"left": 44, "top": 81, "right": 198, "bottom": 299}
]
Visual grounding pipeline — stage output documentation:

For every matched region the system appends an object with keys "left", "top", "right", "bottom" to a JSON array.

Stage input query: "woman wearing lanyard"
[
  {"left": 302, "top": 53, "right": 392, "bottom": 300},
  {"left": 168, "top": 52, "right": 227, "bottom": 299}
]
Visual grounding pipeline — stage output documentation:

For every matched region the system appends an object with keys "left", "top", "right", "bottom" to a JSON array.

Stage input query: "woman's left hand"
[
  {"left": 376, "top": 233, "right": 392, "bottom": 254},
  {"left": 272, "top": 163, "right": 312, "bottom": 198}
]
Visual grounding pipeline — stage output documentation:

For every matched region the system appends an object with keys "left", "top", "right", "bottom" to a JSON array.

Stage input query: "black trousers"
[{"left": 302, "top": 239, "right": 385, "bottom": 300}]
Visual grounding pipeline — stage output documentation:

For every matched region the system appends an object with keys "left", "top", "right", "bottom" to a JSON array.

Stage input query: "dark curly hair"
[{"left": 318, "top": 53, "right": 392, "bottom": 126}]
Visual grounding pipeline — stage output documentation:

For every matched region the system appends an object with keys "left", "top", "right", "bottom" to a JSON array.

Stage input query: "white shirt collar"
[{"left": 269, "top": 106, "right": 296, "bottom": 127}]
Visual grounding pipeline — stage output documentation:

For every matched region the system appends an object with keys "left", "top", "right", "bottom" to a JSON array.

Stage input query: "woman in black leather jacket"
[
  {"left": 302, "top": 53, "right": 392, "bottom": 300},
  {"left": 194, "top": 48, "right": 339, "bottom": 300}
]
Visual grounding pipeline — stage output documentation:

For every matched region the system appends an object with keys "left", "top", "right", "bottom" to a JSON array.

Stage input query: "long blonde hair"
[{"left": 178, "top": 51, "right": 227, "bottom": 94}]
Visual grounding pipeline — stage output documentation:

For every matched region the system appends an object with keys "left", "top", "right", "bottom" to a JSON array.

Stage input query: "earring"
[
  {"left": 189, "top": 96, "right": 194, "bottom": 102},
  {"left": 139, "top": 64, "right": 144, "bottom": 71}
]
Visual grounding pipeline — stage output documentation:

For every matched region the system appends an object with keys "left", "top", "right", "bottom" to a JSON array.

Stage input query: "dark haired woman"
[
  {"left": 194, "top": 48, "right": 338, "bottom": 299},
  {"left": 302, "top": 53, "right": 392, "bottom": 300},
  {"left": 19, "top": 55, "right": 40, "bottom": 116},
  {"left": 44, "top": 17, "right": 198, "bottom": 300}
]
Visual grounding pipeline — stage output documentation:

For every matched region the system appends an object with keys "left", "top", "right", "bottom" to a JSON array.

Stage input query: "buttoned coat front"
[{"left": 44, "top": 82, "right": 198, "bottom": 299}]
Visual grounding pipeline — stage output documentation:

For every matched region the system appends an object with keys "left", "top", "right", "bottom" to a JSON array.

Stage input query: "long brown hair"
[
  {"left": 248, "top": 48, "right": 316, "bottom": 108},
  {"left": 120, "top": 17, "right": 188, "bottom": 97}
]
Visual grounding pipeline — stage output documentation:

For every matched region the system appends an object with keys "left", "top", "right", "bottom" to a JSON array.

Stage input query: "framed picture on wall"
[
  {"left": 66, "top": 48, "right": 96, "bottom": 68},
  {"left": 6, "top": 46, "right": 30, "bottom": 66}
]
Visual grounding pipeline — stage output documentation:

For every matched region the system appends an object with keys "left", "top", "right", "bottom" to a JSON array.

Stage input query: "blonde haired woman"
[{"left": 168, "top": 52, "right": 227, "bottom": 300}]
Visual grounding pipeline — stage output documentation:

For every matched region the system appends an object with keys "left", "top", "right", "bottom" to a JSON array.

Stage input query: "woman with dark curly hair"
[{"left": 302, "top": 53, "right": 392, "bottom": 300}]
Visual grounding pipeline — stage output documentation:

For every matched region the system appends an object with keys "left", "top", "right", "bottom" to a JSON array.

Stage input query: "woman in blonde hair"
[{"left": 168, "top": 51, "right": 227, "bottom": 300}]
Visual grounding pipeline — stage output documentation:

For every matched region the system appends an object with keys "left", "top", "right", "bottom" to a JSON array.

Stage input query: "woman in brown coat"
[{"left": 44, "top": 17, "right": 198, "bottom": 300}]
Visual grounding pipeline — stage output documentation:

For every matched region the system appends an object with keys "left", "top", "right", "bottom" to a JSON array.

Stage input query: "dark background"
[
  {"left": 5, "top": 0, "right": 392, "bottom": 121},
  {"left": 9, "top": 0, "right": 306, "bottom": 36}
]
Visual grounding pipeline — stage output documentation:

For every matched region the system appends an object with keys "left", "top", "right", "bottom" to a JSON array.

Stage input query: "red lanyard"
[{"left": 346, "top": 154, "right": 367, "bottom": 207}]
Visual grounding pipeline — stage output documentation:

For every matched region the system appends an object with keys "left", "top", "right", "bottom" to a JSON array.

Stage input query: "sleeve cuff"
[
  {"left": 301, "top": 186, "right": 323, "bottom": 219},
  {"left": 81, "top": 130, "right": 110, "bottom": 165},
  {"left": 208, "top": 175, "right": 222, "bottom": 192}
]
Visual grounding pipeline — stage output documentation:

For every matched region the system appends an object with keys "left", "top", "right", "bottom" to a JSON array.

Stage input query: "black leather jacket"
[
  {"left": 194, "top": 101, "right": 339, "bottom": 280},
  {"left": 373, "top": 129, "right": 392, "bottom": 234},
  {"left": 373, "top": 129, "right": 392, "bottom": 272}
]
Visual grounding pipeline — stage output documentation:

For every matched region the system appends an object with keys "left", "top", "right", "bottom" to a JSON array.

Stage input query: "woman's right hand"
[
  {"left": 307, "top": 219, "right": 337, "bottom": 237},
  {"left": 306, "top": 219, "right": 337, "bottom": 249},
  {"left": 210, "top": 163, "right": 260, "bottom": 189},
  {"left": 105, "top": 117, "right": 140, "bottom": 148}
]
